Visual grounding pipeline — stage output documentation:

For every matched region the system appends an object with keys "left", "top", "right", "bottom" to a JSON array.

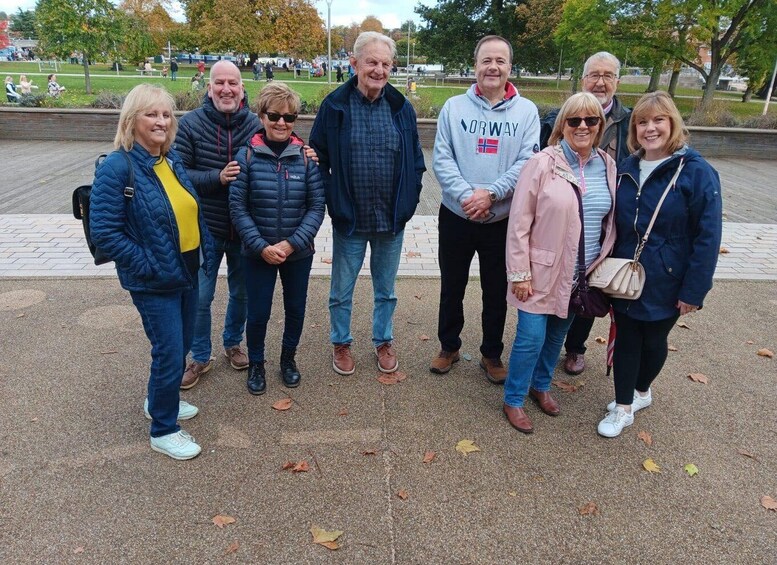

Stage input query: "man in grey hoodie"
[{"left": 430, "top": 35, "right": 540, "bottom": 383}]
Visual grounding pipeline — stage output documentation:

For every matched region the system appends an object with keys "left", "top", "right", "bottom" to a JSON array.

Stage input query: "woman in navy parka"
[
  {"left": 90, "top": 84, "right": 213, "bottom": 460},
  {"left": 598, "top": 92, "right": 722, "bottom": 438}
]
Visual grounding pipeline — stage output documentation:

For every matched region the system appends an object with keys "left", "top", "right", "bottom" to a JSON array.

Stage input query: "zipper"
[{"left": 150, "top": 158, "right": 191, "bottom": 285}]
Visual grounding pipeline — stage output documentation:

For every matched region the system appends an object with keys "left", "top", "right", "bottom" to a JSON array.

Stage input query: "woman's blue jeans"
[
  {"left": 130, "top": 284, "right": 198, "bottom": 437},
  {"left": 329, "top": 229, "right": 404, "bottom": 347},
  {"left": 504, "top": 310, "right": 575, "bottom": 408},
  {"left": 243, "top": 254, "right": 313, "bottom": 362}
]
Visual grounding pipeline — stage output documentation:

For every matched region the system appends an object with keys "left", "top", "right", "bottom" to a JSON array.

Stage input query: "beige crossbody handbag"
[{"left": 589, "top": 159, "right": 685, "bottom": 299}]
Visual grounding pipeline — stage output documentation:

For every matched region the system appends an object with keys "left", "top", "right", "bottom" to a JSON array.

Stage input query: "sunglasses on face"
[
  {"left": 265, "top": 112, "right": 297, "bottom": 123},
  {"left": 565, "top": 116, "right": 601, "bottom": 128}
]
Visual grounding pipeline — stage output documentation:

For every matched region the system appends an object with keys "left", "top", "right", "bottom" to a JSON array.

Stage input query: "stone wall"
[{"left": 1, "top": 107, "right": 775, "bottom": 159}]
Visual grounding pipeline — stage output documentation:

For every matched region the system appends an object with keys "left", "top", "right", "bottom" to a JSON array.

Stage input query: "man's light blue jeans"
[
  {"left": 190, "top": 236, "right": 247, "bottom": 363},
  {"left": 504, "top": 310, "right": 575, "bottom": 408},
  {"left": 329, "top": 229, "right": 404, "bottom": 347}
]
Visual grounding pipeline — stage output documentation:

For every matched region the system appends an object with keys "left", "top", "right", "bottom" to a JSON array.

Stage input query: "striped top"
[{"left": 561, "top": 141, "right": 612, "bottom": 268}]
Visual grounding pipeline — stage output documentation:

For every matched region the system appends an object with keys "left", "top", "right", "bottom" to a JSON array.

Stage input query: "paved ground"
[{"left": 0, "top": 277, "right": 775, "bottom": 563}]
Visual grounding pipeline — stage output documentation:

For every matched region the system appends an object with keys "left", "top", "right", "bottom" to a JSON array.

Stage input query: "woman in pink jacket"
[{"left": 503, "top": 92, "right": 617, "bottom": 434}]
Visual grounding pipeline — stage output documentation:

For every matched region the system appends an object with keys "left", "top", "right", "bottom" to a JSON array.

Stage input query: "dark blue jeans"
[
  {"left": 243, "top": 254, "right": 313, "bottom": 362},
  {"left": 130, "top": 284, "right": 198, "bottom": 437}
]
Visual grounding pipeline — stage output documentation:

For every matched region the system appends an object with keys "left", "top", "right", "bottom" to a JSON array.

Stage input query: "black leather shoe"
[
  {"left": 247, "top": 361, "right": 266, "bottom": 395},
  {"left": 280, "top": 347, "right": 301, "bottom": 388}
]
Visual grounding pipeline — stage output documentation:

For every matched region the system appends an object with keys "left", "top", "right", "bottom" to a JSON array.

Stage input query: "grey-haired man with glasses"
[{"left": 539, "top": 51, "right": 632, "bottom": 377}]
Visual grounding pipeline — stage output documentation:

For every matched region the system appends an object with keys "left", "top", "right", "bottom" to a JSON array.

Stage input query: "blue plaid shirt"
[{"left": 349, "top": 88, "right": 400, "bottom": 233}]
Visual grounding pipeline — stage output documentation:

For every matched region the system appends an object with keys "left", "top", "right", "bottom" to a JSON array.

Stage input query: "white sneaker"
[
  {"left": 598, "top": 407, "right": 634, "bottom": 438},
  {"left": 149, "top": 429, "right": 201, "bottom": 460},
  {"left": 606, "top": 389, "right": 652, "bottom": 413},
  {"left": 143, "top": 398, "right": 199, "bottom": 421}
]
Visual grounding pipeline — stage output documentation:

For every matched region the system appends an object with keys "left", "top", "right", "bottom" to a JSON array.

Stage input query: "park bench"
[{"left": 138, "top": 68, "right": 163, "bottom": 77}]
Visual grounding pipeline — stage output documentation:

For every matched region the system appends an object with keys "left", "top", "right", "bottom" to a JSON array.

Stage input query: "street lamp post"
[
  {"left": 406, "top": 22, "right": 411, "bottom": 73},
  {"left": 326, "top": 0, "right": 332, "bottom": 86}
]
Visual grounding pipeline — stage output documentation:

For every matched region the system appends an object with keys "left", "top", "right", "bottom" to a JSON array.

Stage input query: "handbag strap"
[
  {"left": 569, "top": 181, "right": 588, "bottom": 289},
  {"left": 634, "top": 158, "right": 684, "bottom": 261}
]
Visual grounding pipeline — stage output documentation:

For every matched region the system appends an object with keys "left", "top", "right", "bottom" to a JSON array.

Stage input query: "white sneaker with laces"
[
  {"left": 606, "top": 389, "right": 652, "bottom": 413},
  {"left": 598, "top": 407, "right": 634, "bottom": 438},
  {"left": 143, "top": 398, "right": 199, "bottom": 421},
  {"left": 149, "top": 429, "right": 201, "bottom": 460}
]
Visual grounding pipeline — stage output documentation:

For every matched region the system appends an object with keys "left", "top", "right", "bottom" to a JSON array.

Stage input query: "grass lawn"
[{"left": 2, "top": 61, "right": 774, "bottom": 123}]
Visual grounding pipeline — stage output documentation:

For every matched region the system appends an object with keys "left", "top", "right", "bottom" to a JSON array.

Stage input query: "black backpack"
[{"left": 72, "top": 150, "right": 135, "bottom": 265}]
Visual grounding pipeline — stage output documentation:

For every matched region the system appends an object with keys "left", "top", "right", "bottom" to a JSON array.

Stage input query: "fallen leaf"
[
  {"left": 668, "top": 345, "right": 678, "bottom": 352},
  {"left": 212, "top": 515, "right": 237, "bottom": 528},
  {"left": 676, "top": 321, "right": 690, "bottom": 329},
  {"left": 684, "top": 463, "right": 699, "bottom": 477},
  {"left": 736, "top": 448, "right": 758, "bottom": 460},
  {"left": 642, "top": 458, "right": 661, "bottom": 473},
  {"left": 310, "top": 526, "right": 343, "bottom": 550},
  {"left": 397, "top": 489, "right": 409, "bottom": 500},
  {"left": 414, "top": 294, "right": 422, "bottom": 300},
  {"left": 594, "top": 336, "right": 606, "bottom": 344},
  {"left": 311, "top": 322, "right": 320, "bottom": 328},
  {"left": 100, "top": 350, "right": 118, "bottom": 355},
  {"left": 292, "top": 461, "right": 309, "bottom": 473},
  {"left": 362, "top": 449, "right": 378, "bottom": 456},
  {"left": 688, "top": 373, "right": 709, "bottom": 384},
  {"left": 757, "top": 348, "right": 774, "bottom": 358},
  {"left": 16, "top": 313, "right": 25, "bottom": 318},
  {"left": 419, "top": 334, "right": 430, "bottom": 341},
  {"left": 455, "top": 439, "right": 480, "bottom": 456},
  {"left": 30, "top": 417, "right": 38, "bottom": 422},
  {"left": 73, "top": 547, "right": 84, "bottom": 554},
  {"left": 761, "top": 496, "right": 777, "bottom": 511},
  {"left": 637, "top": 431, "right": 653, "bottom": 446},
  {"left": 406, "top": 251, "right": 421, "bottom": 258},
  {"left": 578, "top": 502, "right": 600, "bottom": 516},
  {"left": 225, "top": 541, "right": 239, "bottom": 554},
  {"left": 553, "top": 380, "right": 579, "bottom": 392},
  {"left": 282, "top": 461, "right": 295, "bottom": 470},
  {"left": 321, "top": 257, "right": 333, "bottom": 264},
  {"left": 719, "top": 247, "right": 729, "bottom": 254},
  {"left": 508, "top": 491, "right": 517, "bottom": 497},
  {"left": 532, "top": 475, "right": 545, "bottom": 482},
  {"left": 272, "top": 398, "right": 293, "bottom": 411},
  {"left": 422, "top": 450, "right": 436, "bottom": 464},
  {"left": 337, "top": 408, "right": 348, "bottom": 416},
  {"left": 746, "top": 340, "right": 754, "bottom": 345},
  {"left": 377, "top": 371, "right": 408, "bottom": 385}
]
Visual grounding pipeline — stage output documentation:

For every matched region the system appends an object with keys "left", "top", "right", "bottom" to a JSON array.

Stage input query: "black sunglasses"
[
  {"left": 565, "top": 116, "right": 601, "bottom": 128},
  {"left": 265, "top": 111, "right": 297, "bottom": 123}
]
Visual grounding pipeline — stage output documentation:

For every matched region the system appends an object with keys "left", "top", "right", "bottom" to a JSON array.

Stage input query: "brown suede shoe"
[
  {"left": 376, "top": 342, "right": 398, "bottom": 373},
  {"left": 503, "top": 404, "right": 533, "bottom": 434},
  {"left": 224, "top": 346, "right": 249, "bottom": 370},
  {"left": 332, "top": 344, "right": 355, "bottom": 375},
  {"left": 480, "top": 357, "right": 507, "bottom": 385},
  {"left": 429, "top": 350, "right": 460, "bottom": 374},
  {"left": 180, "top": 359, "right": 212, "bottom": 390},
  {"left": 529, "top": 388, "right": 560, "bottom": 416},
  {"left": 563, "top": 352, "right": 585, "bottom": 375}
]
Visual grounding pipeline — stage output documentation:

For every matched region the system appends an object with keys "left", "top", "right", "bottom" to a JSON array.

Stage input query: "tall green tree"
[
  {"left": 10, "top": 8, "right": 37, "bottom": 39},
  {"left": 554, "top": 0, "right": 615, "bottom": 85},
  {"left": 415, "top": 0, "right": 525, "bottom": 69},
  {"left": 514, "top": 0, "right": 563, "bottom": 74}
]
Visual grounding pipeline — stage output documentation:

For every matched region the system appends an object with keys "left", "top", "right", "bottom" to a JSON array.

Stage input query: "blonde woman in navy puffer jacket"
[{"left": 230, "top": 83, "right": 325, "bottom": 396}]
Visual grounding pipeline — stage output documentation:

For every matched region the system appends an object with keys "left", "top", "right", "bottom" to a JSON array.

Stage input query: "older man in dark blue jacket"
[
  {"left": 310, "top": 31, "right": 425, "bottom": 377},
  {"left": 174, "top": 61, "right": 260, "bottom": 389}
]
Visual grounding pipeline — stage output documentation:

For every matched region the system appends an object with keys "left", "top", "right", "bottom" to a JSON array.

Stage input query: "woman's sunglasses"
[
  {"left": 565, "top": 116, "right": 601, "bottom": 128},
  {"left": 265, "top": 112, "right": 298, "bottom": 123}
]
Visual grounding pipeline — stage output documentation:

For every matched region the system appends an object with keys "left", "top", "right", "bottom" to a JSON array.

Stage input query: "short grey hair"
[
  {"left": 583, "top": 52, "right": 621, "bottom": 77},
  {"left": 353, "top": 31, "right": 396, "bottom": 60}
]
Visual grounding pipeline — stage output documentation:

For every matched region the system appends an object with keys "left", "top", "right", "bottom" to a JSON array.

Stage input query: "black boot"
[
  {"left": 280, "top": 347, "right": 301, "bottom": 388},
  {"left": 247, "top": 361, "right": 266, "bottom": 395}
]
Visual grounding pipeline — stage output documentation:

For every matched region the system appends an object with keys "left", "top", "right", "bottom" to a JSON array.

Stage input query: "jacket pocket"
[
  {"left": 529, "top": 247, "right": 557, "bottom": 293},
  {"left": 658, "top": 242, "right": 687, "bottom": 281}
]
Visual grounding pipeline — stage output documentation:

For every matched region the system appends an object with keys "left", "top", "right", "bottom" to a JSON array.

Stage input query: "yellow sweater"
[{"left": 154, "top": 157, "right": 200, "bottom": 252}]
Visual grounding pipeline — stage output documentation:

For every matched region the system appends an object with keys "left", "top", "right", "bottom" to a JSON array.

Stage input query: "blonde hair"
[
  {"left": 628, "top": 91, "right": 687, "bottom": 154},
  {"left": 4, "top": 76, "right": 12, "bottom": 84},
  {"left": 548, "top": 92, "right": 606, "bottom": 148},
  {"left": 255, "top": 82, "right": 301, "bottom": 115},
  {"left": 114, "top": 84, "right": 177, "bottom": 154}
]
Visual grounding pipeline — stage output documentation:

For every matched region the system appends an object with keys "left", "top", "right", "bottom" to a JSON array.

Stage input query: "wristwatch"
[{"left": 488, "top": 190, "right": 497, "bottom": 203}]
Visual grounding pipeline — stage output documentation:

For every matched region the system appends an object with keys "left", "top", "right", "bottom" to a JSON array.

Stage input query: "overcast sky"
[{"left": 1, "top": 0, "right": 429, "bottom": 30}]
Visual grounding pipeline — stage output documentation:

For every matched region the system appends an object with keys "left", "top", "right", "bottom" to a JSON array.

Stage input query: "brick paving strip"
[{"left": 0, "top": 214, "right": 774, "bottom": 280}]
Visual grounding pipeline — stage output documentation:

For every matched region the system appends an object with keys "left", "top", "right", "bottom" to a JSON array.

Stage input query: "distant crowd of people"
[{"left": 87, "top": 32, "right": 721, "bottom": 461}]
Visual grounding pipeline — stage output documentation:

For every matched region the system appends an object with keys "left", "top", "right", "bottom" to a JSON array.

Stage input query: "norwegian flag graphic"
[{"left": 477, "top": 137, "right": 499, "bottom": 154}]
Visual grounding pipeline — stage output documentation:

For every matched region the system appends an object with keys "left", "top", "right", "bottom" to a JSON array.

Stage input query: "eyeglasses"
[
  {"left": 565, "top": 116, "right": 601, "bottom": 128},
  {"left": 265, "top": 112, "right": 297, "bottom": 123},
  {"left": 585, "top": 73, "right": 617, "bottom": 84}
]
